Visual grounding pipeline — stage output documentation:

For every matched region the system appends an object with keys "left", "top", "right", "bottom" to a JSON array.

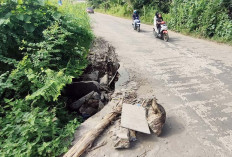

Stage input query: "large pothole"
[{"left": 63, "top": 38, "right": 122, "bottom": 119}]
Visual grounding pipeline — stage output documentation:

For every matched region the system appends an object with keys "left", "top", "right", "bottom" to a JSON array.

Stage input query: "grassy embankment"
[{"left": 0, "top": 0, "right": 93, "bottom": 156}]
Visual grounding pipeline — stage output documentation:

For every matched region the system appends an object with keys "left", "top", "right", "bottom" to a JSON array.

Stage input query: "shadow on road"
[
  {"left": 139, "top": 29, "right": 153, "bottom": 33},
  {"left": 160, "top": 116, "right": 185, "bottom": 138},
  {"left": 167, "top": 37, "right": 181, "bottom": 43}
]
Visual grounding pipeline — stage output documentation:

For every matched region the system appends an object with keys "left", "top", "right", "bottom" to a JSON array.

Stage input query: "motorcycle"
[
  {"left": 132, "top": 18, "right": 141, "bottom": 32},
  {"left": 153, "top": 21, "right": 169, "bottom": 42}
]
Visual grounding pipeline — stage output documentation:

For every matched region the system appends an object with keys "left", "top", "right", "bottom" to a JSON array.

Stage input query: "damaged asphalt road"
[{"left": 89, "top": 13, "right": 232, "bottom": 156}]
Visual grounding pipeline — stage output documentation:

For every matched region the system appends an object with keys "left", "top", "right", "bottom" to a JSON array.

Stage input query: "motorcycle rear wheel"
[
  {"left": 133, "top": 25, "right": 136, "bottom": 30},
  {"left": 163, "top": 34, "right": 169, "bottom": 42}
]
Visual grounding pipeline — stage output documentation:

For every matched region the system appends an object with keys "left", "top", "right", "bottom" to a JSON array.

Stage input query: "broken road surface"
[{"left": 89, "top": 13, "right": 232, "bottom": 156}]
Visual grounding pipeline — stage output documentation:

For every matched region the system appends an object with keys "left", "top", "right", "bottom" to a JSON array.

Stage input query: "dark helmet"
[{"left": 155, "top": 12, "right": 159, "bottom": 18}]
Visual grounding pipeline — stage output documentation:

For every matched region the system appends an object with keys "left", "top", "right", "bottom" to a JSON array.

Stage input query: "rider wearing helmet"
[
  {"left": 132, "top": 10, "right": 139, "bottom": 20},
  {"left": 156, "top": 13, "right": 163, "bottom": 35}
]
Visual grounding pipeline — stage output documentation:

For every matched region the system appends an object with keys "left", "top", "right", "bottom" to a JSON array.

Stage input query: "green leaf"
[
  {"left": 23, "top": 15, "right": 31, "bottom": 23},
  {"left": 23, "top": 24, "right": 35, "bottom": 32},
  {"left": 53, "top": 12, "right": 61, "bottom": 20},
  {"left": 16, "top": 14, "right": 24, "bottom": 21},
  {"left": 0, "top": 19, "right": 5, "bottom": 25},
  {"left": 4, "top": 12, "right": 12, "bottom": 18}
]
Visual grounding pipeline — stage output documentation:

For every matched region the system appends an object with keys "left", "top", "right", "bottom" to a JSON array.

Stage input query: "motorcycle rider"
[
  {"left": 156, "top": 13, "right": 163, "bottom": 36},
  {"left": 154, "top": 12, "right": 159, "bottom": 27},
  {"left": 132, "top": 10, "right": 139, "bottom": 20},
  {"left": 132, "top": 10, "right": 140, "bottom": 29}
]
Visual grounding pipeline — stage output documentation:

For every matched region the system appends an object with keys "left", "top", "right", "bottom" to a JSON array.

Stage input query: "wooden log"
[
  {"left": 108, "top": 71, "right": 119, "bottom": 86},
  {"left": 63, "top": 98, "right": 124, "bottom": 157}
]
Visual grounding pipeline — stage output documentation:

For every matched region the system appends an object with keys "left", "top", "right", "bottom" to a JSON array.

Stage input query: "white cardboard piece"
[{"left": 121, "top": 103, "right": 150, "bottom": 134}]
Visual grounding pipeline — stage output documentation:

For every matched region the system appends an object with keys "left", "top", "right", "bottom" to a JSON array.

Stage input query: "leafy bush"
[
  {"left": 0, "top": 99, "right": 79, "bottom": 157},
  {"left": 89, "top": 0, "right": 171, "bottom": 13},
  {"left": 0, "top": 0, "right": 93, "bottom": 156},
  {"left": 93, "top": 0, "right": 232, "bottom": 43},
  {"left": 168, "top": 0, "right": 232, "bottom": 42}
]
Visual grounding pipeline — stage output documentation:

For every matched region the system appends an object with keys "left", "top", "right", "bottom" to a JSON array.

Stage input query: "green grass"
[{"left": 95, "top": 3, "right": 232, "bottom": 45}]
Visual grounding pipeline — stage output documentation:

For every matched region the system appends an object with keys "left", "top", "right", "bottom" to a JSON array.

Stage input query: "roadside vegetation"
[
  {"left": 90, "top": 0, "right": 232, "bottom": 44},
  {"left": 0, "top": 0, "right": 93, "bottom": 156}
]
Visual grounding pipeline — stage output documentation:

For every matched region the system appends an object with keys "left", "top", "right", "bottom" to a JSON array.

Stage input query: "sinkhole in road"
[{"left": 62, "top": 38, "right": 129, "bottom": 120}]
